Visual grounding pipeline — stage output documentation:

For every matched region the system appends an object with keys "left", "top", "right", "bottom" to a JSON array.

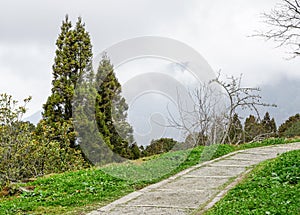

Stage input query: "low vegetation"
[
  {"left": 205, "top": 149, "right": 300, "bottom": 215},
  {"left": 0, "top": 138, "right": 297, "bottom": 215},
  {"left": 0, "top": 144, "right": 231, "bottom": 215}
]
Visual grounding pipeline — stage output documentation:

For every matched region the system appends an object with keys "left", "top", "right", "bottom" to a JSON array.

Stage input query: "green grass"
[
  {"left": 0, "top": 144, "right": 234, "bottom": 215},
  {"left": 235, "top": 137, "right": 286, "bottom": 150},
  {"left": 0, "top": 138, "right": 298, "bottom": 215},
  {"left": 0, "top": 170, "right": 136, "bottom": 215},
  {"left": 205, "top": 149, "right": 300, "bottom": 215}
]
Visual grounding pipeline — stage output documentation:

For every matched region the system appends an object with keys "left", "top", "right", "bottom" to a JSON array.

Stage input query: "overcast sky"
[{"left": 1, "top": 0, "right": 300, "bottom": 144}]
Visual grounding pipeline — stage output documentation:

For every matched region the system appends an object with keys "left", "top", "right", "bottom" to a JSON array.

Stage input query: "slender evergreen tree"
[
  {"left": 261, "top": 112, "right": 277, "bottom": 137},
  {"left": 244, "top": 115, "right": 262, "bottom": 142},
  {"left": 95, "top": 55, "right": 135, "bottom": 159},
  {"left": 42, "top": 15, "right": 93, "bottom": 148},
  {"left": 227, "top": 113, "right": 243, "bottom": 144}
]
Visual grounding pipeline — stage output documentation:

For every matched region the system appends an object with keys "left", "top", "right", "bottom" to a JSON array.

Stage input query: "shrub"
[
  {"left": 278, "top": 113, "right": 300, "bottom": 137},
  {"left": 144, "top": 138, "right": 179, "bottom": 156},
  {"left": 0, "top": 94, "right": 88, "bottom": 188}
]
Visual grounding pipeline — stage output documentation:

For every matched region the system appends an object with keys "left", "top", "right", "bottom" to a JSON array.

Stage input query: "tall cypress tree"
[
  {"left": 227, "top": 113, "right": 243, "bottom": 144},
  {"left": 261, "top": 112, "right": 277, "bottom": 137},
  {"left": 244, "top": 115, "right": 262, "bottom": 142},
  {"left": 95, "top": 55, "right": 135, "bottom": 159},
  {"left": 42, "top": 16, "right": 93, "bottom": 147}
]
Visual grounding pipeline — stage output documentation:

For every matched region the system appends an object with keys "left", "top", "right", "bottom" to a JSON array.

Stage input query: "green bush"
[
  {"left": 281, "top": 121, "right": 300, "bottom": 138},
  {"left": 0, "top": 94, "right": 88, "bottom": 187},
  {"left": 144, "top": 138, "right": 179, "bottom": 156},
  {"left": 278, "top": 113, "right": 300, "bottom": 137}
]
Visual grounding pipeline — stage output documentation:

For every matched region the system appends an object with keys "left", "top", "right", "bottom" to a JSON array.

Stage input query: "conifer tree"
[
  {"left": 261, "top": 112, "right": 277, "bottom": 137},
  {"left": 227, "top": 113, "right": 243, "bottom": 144},
  {"left": 244, "top": 115, "right": 262, "bottom": 142},
  {"left": 95, "top": 55, "right": 135, "bottom": 159},
  {"left": 42, "top": 16, "right": 93, "bottom": 148},
  {"left": 278, "top": 113, "right": 300, "bottom": 137}
]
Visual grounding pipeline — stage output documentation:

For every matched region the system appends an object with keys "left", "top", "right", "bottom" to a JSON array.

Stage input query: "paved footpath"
[{"left": 87, "top": 142, "right": 300, "bottom": 215}]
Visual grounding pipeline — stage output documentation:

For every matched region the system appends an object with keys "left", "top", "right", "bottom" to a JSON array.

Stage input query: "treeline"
[
  {"left": 184, "top": 112, "right": 300, "bottom": 147},
  {"left": 144, "top": 112, "right": 300, "bottom": 156},
  {"left": 229, "top": 112, "right": 300, "bottom": 143}
]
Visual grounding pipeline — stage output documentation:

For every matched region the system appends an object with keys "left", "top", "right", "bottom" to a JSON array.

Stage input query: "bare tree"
[
  {"left": 210, "top": 72, "right": 276, "bottom": 144},
  {"left": 167, "top": 83, "right": 226, "bottom": 147},
  {"left": 168, "top": 72, "right": 276, "bottom": 146},
  {"left": 257, "top": 0, "right": 300, "bottom": 58}
]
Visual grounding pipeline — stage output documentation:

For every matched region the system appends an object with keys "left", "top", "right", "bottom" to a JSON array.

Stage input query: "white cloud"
[
  {"left": 1, "top": 0, "right": 300, "bottom": 143},
  {"left": 0, "top": 43, "right": 53, "bottom": 116}
]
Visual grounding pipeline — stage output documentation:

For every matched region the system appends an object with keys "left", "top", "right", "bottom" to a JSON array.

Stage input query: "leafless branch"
[
  {"left": 210, "top": 72, "right": 276, "bottom": 144},
  {"left": 167, "top": 83, "right": 226, "bottom": 147},
  {"left": 254, "top": 0, "right": 300, "bottom": 58}
]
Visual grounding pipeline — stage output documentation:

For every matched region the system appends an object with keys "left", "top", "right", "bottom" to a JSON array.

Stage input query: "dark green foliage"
[
  {"left": 243, "top": 112, "right": 277, "bottom": 143},
  {"left": 34, "top": 120, "right": 89, "bottom": 173},
  {"left": 261, "top": 112, "right": 277, "bottom": 137},
  {"left": 282, "top": 121, "right": 300, "bottom": 138},
  {"left": 278, "top": 113, "right": 300, "bottom": 137},
  {"left": 244, "top": 115, "right": 262, "bottom": 142},
  {"left": 95, "top": 55, "right": 135, "bottom": 159},
  {"left": 205, "top": 150, "right": 300, "bottom": 215},
  {"left": 144, "top": 138, "right": 179, "bottom": 156},
  {"left": 130, "top": 143, "right": 141, "bottom": 160},
  {"left": 227, "top": 113, "right": 243, "bottom": 144},
  {"left": 42, "top": 15, "right": 93, "bottom": 148}
]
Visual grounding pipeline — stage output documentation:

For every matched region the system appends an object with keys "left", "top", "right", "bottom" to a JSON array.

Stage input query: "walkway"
[{"left": 87, "top": 142, "right": 300, "bottom": 215}]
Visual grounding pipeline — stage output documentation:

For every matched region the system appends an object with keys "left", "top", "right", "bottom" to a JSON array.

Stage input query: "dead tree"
[
  {"left": 210, "top": 72, "right": 276, "bottom": 144},
  {"left": 167, "top": 83, "right": 226, "bottom": 147},
  {"left": 256, "top": 0, "right": 300, "bottom": 58}
]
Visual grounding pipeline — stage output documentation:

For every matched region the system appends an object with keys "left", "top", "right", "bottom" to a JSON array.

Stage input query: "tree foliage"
[
  {"left": 243, "top": 112, "right": 277, "bottom": 143},
  {"left": 144, "top": 138, "right": 178, "bottom": 156},
  {"left": 227, "top": 113, "right": 243, "bottom": 144},
  {"left": 42, "top": 16, "right": 93, "bottom": 148},
  {"left": 95, "top": 55, "right": 135, "bottom": 159},
  {"left": 244, "top": 115, "right": 262, "bottom": 142},
  {"left": 0, "top": 94, "right": 32, "bottom": 185},
  {"left": 261, "top": 112, "right": 277, "bottom": 137},
  {"left": 278, "top": 113, "right": 300, "bottom": 137},
  {"left": 0, "top": 94, "right": 87, "bottom": 187}
]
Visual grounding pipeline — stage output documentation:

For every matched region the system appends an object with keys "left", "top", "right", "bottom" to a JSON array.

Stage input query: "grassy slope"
[
  {"left": 205, "top": 149, "right": 300, "bottom": 215},
  {"left": 0, "top": 138, "right": 297, "bottom": 215}
]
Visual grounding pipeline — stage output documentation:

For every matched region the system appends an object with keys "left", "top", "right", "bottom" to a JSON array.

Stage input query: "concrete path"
[{"left": 87, "top": 142, "right": 300, "bottom": 215}]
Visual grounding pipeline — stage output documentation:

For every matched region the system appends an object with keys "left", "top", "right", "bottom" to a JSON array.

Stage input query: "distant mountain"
[{"left": 24, "top": 110, "right": 42, "bottom": 125}]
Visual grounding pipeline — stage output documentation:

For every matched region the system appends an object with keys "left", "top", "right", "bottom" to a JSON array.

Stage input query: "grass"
[
  {"left": 235, "top": 137, "right": 287, "bottom": 150},
  {"left": 204, "top": 149, "right": 300, "bottom": 215},
  {"left": 0, "top": 171, "right": 136, "bottom": 215},
  {"left": 0, "top": 138, "right": 298, "bottom": 214},
  {"left": 0, "top": 144, "right": 234, "bottom": 215}
]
